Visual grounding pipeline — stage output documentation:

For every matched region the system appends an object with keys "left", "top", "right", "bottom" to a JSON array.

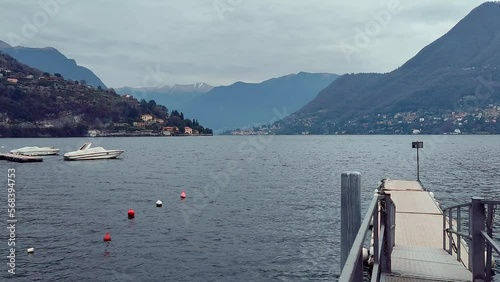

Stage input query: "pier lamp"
[{"left": 412, "top": 141, "right": 423, "bottom": 181}]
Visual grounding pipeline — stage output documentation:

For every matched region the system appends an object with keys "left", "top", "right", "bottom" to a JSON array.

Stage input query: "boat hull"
[
  {"left": 10, "top": 147, "right": 60, "bottom": 156},
  {"left": 63, "top": 150, "right": 124, "bottom": 161}
]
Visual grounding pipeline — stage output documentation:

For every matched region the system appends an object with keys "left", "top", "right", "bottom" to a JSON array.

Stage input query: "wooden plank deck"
[
  {"left": 0, "top": 153, "right": 43, "bottom": 163},
  {"left": 381, "top": 180, "right": 471, "bottom": 282}
]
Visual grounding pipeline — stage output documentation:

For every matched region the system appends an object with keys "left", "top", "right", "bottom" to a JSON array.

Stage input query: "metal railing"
[
  {"left": 339, "top": 192, "right": 396, "bottom": 282},
  {"left": 443, "top": 197, "right": 500, "bottom": 282}
]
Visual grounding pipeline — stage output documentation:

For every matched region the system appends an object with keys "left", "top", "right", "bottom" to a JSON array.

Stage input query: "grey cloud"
[{"left": 0, "top": 0, "right": 488, "bottom": 87}]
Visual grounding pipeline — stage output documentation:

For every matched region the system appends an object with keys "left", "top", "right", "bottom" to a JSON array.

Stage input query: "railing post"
[
  {"left": 340, "top": 172, "right": 362, "bottom": 278},
  {"left": 443, "top": 209, "right": 446, "bottom": 251},
  {"left": 448, "top": 208, "right": 453, "bottom": 254},
  {"left": 486, "top": 204, "right": 493, "bottom": 282},
  {"left": 373, "top": 198, "right": 379, "bottom": 265},
  {"left": 380, "top": 194, "right": 394, "bottom": 273},
  {"left": 457, "top": 207, "right": 461, "bottom": 262},
  {"left": 470, "top": 197, "right": 486, "bottom": 281}
]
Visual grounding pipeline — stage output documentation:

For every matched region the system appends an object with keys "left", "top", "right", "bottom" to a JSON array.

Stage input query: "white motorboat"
[
  {"left": 63, "top": 143, "right": 124, "bottom": 161},
  {"left": 10, "top": 146, "right": 60, "bottom": 156}
]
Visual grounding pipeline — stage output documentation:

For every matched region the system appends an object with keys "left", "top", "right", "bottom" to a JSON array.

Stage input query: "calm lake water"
[{"left": 0, "top": 135, "right": 499, "bottom": 281}]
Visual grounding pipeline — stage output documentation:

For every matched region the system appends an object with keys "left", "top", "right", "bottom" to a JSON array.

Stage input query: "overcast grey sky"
[{"left": 0, "top": 0, "right": 488, "bottom": 88}]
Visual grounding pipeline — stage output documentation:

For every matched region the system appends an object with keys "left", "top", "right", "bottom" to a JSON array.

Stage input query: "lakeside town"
[{"left": 228, "top": 103, "right": 500, "bottom": 135}]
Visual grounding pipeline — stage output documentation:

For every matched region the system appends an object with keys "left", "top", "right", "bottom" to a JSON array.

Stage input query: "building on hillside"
[
  {"left": 7, "top": 78, "right": 18, "bottom": 84},
  {"left": 133, "top": 121, "right": 146, "bottom": 127},
  {"left": 184, "top": 127, "right": 193, "bottom": 135},
  {"left": 113, "top": 122, "right": 130, "bottom": 127},
  {"left": 88, "top": 130, "right": 100, "bottom": 137},
  {"left": 163, "top": 126, "right": 179, "bottom": 136},
  {"left": 141, "top": 114, "right": 153, "bottom": 122}
]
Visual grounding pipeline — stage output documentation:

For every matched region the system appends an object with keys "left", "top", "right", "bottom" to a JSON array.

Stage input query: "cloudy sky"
[{"left": 0, "top": 0, "right": 488, "bottom": 88}]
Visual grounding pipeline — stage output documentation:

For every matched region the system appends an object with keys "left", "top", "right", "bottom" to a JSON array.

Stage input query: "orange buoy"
[
  {"left": 103, "top": 232, "right": 111, "bottom": 242},
  {"left": 127, "top": 209, "right": 135, "bottom": 219},
  {"left": 180, "top": 191, "right": 187, "bottom": 199}
]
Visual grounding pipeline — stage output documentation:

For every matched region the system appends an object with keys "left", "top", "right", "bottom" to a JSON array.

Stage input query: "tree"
[
  {"left": 97, "top": 85, "right": 102, "bottom": 91},
  {"left": 43, "top": 72, "right": 51, "bottom": 77},
  {"left": 140, "top": 99, "right": 148, "bottom": 112},
  {"left": 54, "top": 73, "right": 62, "bottom": 78},
  {"left": 148, "top": 100, "right": 156, "bottom": 110}
]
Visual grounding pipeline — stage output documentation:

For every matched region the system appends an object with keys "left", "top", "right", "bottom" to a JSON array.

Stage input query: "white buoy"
[
  {"left": 27, "top": 248, "right": 34, "bottom": 254},
  {"left": 430, "top": 192, "right": 435, "bottom": 198},
  {"left": 156, "top": 200, "right": 162, "bottom": 207}
]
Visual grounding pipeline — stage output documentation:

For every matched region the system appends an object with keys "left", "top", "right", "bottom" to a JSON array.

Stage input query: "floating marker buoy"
[
  {"left": 156, "top": 199, "right": 163, "bottom": 207},
  {"left": 128, "top": 209, "right": 135, "bottom": 219},
  {"left": 180, "top": 191, "right": 186, "bottom": 199},
  {"left": 103, "top": 232, "right": 111, "bottom": 242},
  {"left": 27, "top": 248, "right": 35, "bottom": 254}
]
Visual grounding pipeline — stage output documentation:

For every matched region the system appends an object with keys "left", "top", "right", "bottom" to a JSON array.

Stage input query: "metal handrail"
[
  {"left": 481, "top": 231, "right": 500, "bottom": 255},
  {"left": 339, "top": 193, "right": 395, "bottom": 282},
  {"left": 444, "top": 203, "right": 472, "bottom": 211},
  {"left": 339, "top": 194, "right": 379, "bottom": 282},
  {"left": 442, "top": 198, "right": 500, "bottom": 282}
]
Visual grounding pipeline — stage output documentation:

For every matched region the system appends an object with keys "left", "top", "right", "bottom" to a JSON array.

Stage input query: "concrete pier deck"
[{"left": 380, "top": 180, "right": 471, "bottom": 281}]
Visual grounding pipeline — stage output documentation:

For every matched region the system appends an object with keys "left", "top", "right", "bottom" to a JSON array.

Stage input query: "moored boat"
[
  {"left": 63, "top": 143, "right": 124, "bottom": 161},
  {"left": 10, "top": 146, "right": 60, "bottom": 156}
]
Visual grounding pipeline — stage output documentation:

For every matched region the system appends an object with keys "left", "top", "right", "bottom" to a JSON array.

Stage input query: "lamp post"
[{"left": 412, "top": 141, "right": 423, "bottom": 181}]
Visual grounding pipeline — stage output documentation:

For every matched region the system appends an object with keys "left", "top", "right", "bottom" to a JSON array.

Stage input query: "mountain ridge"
[
  {"left": 280, "top": 2, "right": 500, "bottom": 134},
  {"left": 182, "top": 72, "right": 339, "bottom": 131},
  {"left": 0, "top": 40, "right": 107, "bottom": 89},
  {"left": 0, "top": 52, "right": 212, "bottom": 137}
]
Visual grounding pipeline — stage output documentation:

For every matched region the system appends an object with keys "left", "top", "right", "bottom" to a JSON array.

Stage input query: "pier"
[
  {"left": 0, "top": 153, "right": 43, "bottom": 163},
  {"left": 339, "top": 174, "right": 500, "bottom": 282}
]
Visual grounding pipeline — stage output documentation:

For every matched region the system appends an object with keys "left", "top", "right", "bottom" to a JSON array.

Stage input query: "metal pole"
[
  {"left": 470, "top": 197, "right": 486, "bottom": 281},
  {"left": 486, "top": 204, "right": 493, "bottom": 282},
  {"left": 340, "top": 172, "right": 362, "bottom": 272},
  {"left": 417, "top": 147, "right": 420, "bottom": 181}
]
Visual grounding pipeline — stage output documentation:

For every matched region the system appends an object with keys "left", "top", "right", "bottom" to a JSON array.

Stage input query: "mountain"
[
  {"left": 0, "top": 40, "right": 107, "bottom": 89},
  {"left": 116, "top": 83, "right": 213, "bottom": 110},
  {"left": 279, "top": 2, "right": 500, "bottom": 134},
  {"left": 181, "top": 72, "right": 338, "bottom": 131},
  {"left": 0, "top": 52, "right": 212, "bottom": 137}
]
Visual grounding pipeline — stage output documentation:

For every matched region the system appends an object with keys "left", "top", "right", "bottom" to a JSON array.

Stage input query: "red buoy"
[
  {"left": 127, "top": 209, "right": 135, "bottom": 219},
  {"left": 180, "top": 190, "right": 187, "bottom": 199},
  {"left": 103, "top": 232, "right": 111, "bottom": 242}
]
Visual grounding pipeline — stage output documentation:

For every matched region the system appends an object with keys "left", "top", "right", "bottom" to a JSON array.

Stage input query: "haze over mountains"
[
  {"left": 116, "top": 83, "right": 213, "bottom": 111},
  {"left": 278, "top": 2, "right": 500, "bottom": 134},
  {"left": 0, "top": 40, "right": 107, "bottom": 89},
  {"left": 118, "top": 72, "right": 338, "bottom": 131}
]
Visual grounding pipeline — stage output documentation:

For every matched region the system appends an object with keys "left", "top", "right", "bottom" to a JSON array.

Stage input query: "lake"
[{"left": 0, "top": 135, "right": 499, "bottom": 281}]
